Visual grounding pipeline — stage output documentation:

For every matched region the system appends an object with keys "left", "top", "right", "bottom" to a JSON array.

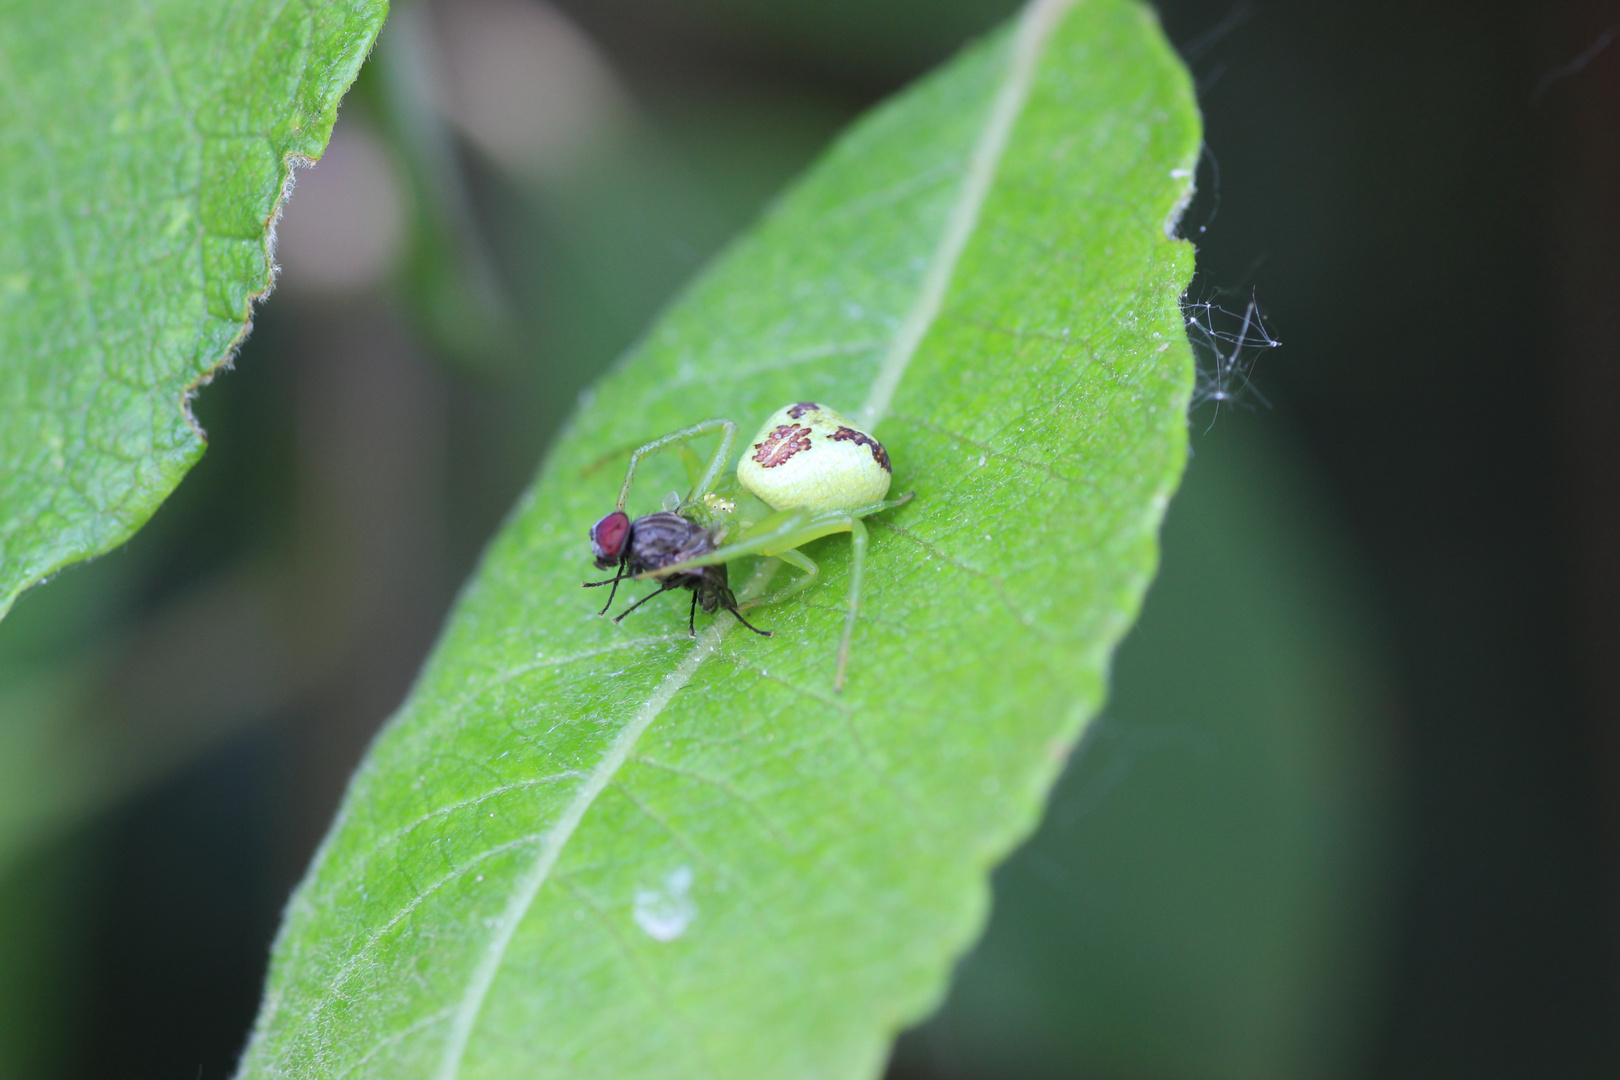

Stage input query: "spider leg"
[
  {"left": 637, "top": 495, "right": 912, "bottom": 579},
  {"left": 834, "top": 518, "right": 869, "bottom": 692},
  {"left": 688, "top": 420, "right": 737, "bottom": 505},
  {"left": 633, "top": 511, "right": 813, "bottom": 577},
  {"left": 616, "top": 419, "right": 737, "bottom": 511},
  {"left": 688, "top": 589, "right": 699, "bottom": 637},
  {"left": 611, "top": 581, "right": 676, "bottom": 624},
  {"left": 741, "top": 549, "right": 819, "bottom": 609}
]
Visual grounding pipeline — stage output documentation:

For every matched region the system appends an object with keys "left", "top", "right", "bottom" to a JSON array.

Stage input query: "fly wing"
[
  {"left": 674, "top": 533, "right": 721, "bottom": 565},
  {"left": 628, "top": 512, "right": 716, "bottom": 574}
]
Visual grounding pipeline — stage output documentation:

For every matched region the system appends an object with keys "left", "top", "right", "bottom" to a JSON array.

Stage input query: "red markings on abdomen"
[
  {"left": 751, "top": 424, "right": 813, "bottom": 468},
  {"left": 829, "top": 426, "right": 891, "bottom": 473}
]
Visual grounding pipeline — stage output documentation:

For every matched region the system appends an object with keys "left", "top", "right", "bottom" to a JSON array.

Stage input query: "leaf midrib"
[
  {"left": 431, "top": 2, "right": 1075, "bottom": 1073},
  {"left": 432, "top": 626, "right": 726, "bottom": 1076},
  {"left": 857, "top": 0, "right": 1076, "bottom": 430}
]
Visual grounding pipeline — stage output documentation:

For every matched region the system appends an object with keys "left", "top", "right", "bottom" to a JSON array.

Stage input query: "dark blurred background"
[{"left": 1, "top": 0, "right": 1617, "bottom": 1076}]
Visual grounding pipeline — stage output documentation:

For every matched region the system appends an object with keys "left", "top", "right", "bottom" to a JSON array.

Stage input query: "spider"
[{"left": 585, "top": 402, "right": 912, "bottom": 690}]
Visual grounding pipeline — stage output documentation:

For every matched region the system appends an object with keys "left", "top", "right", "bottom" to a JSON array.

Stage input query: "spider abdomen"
[{"left": 736, "top": 402, "right": 892, "bottom": 513}]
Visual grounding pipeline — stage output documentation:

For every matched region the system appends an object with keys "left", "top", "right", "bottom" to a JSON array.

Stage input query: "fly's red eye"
[{"left": 590, "top": 511, "right": 631, "bottom": 562}]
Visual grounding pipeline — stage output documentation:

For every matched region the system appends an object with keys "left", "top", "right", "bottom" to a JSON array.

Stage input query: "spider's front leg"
[
  {"left": 616, "top": 418, "right": 737, "bottom": 511},
  {"left": 637, "top": 499, "right": 910, "bottom": 579},
  {"left": 633, "top": 510, "right": 814, "bottom": 577}
]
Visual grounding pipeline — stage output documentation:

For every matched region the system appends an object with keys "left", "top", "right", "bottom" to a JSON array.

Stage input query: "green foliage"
[
  {"left": 239, "top": 1, "right": 1200, "bottom": 1077},
  {"left": 0, "top": 0, "right": 388, "bottom": 619},
  {"left": 0, "top": 839, "right": 92, "bottom": 1078},
  {"left": 895, "top": 420, "right": 1398, "bottom": 1080}
]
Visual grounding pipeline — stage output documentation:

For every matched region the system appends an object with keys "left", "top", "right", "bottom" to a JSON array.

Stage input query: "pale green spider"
[{"left": 585, "top": 402, "right": 912, "bottom": 690}]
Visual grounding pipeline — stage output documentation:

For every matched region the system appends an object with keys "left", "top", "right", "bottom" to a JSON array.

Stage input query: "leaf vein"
[
  {"left": 319, "top": 831, "right": 548, "bottom": 1010},
  {"left": 858, "top": 0, "right": 1077, "bottom": 429},
  {"left": 314, "top": 773, "right": 588, "bottom": 906},
  {"left": 555, "top": 876, "right": 718, "bottom": 1075},
  {"left": 886, "top": 412, "right": 1088, "bottom": 486},
  {"left": 630, "top": 752, "right": 800, "bottom": 852},
  {"left": 332, "top": 1007, "right": 458, "bottom": 1080},
  {"left": 869, "top": 518, "right": 1050, "bottom": 635},
  {"left": 432, "top": 622, "right": 728, "bottom": 1079}
]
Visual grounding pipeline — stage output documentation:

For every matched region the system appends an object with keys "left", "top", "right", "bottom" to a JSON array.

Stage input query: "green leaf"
[
  {"left": 240, "top": 1, "right": 1201, "bottom": 1077},
  {"left": 895, "top": 419, "right": 1400, "bottom": 1077},
  {"left": 0, "top": 0, "right": 388, "bottom": 619}
]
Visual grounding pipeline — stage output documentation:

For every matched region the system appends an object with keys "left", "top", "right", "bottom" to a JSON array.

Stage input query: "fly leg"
[
  {"left": 582, "top": 555, "right": 630, "bottom": 614},
  {"left": 611, "top": 580, "right": 677, "bottom": 624},
  {"left": 742, "top": 548, "right": 819, "bottom": 609},
  {"left": 616, "top": 419, "right": 737, "bottom": 511},
  {"left": 720, "top": 592, "right": 773, "bottom": 636}
]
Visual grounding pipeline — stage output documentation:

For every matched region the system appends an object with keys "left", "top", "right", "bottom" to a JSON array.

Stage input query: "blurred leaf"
[
  {"left": 239, "top": 1, "right": 1201, "bottom": 1077},
  {"left": 366, "top": 3, "right": 515, "bottom": 367},
  {"left": 559, "top": 0, "right": 1023, "bottom": 84},
  {"left": 0, "top": 839, "right": 92, "bottom": 1080},
  {"left": 0, "top": 0, "right": 388, "bottom": 618},
  {"left": 0, "top": 566, "right": 295, "bottom": 873}
]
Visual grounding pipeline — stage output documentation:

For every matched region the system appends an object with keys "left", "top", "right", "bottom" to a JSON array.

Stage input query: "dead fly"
[{"left": 585, "top": 508, "right": 770, "bottom": 637}]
